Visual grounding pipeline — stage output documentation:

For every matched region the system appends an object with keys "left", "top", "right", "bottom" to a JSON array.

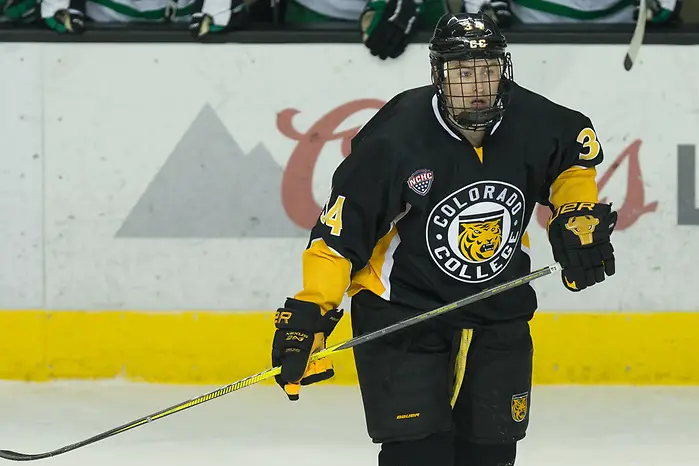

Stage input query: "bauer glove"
[
  {"left": 360, "top": 0, "right": 422, "bottom": 60},
  {"left": 547, "top": 202, "right": 617, "bottom": 292},
  {"left": 189, "top": 0, "right": 250, "bottom": 38},
  {"left": 634, "top": 0, "right": 682, "bottom": 25},
  {"left": 272, "top": 298, "right": 343, "bottom": 401}
]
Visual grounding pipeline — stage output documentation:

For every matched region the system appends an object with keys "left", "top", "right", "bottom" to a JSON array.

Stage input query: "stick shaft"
[
  {"left": 624, "top": 0, "right": 647, "bottom": 71},
  {"left": 314, "top": 262, "right": 561, "bottom": 359},
  {"left": 0, "top": 262, "right": 560, "bottom": 461}
]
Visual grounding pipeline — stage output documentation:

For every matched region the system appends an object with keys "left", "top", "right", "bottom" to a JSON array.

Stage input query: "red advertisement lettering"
[
  {"left": 535, "top": 139, "right": 658, "bottom": 230},
  {"left": 278, "top": 99, "right": 385, "bottom": 229}
]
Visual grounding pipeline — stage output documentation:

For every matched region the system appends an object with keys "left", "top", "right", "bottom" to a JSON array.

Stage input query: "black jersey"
[{"left": 295, "top": 81, "right": 602, "bottom": 326}]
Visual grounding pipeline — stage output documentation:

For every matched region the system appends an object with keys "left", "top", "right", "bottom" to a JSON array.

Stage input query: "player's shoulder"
[
  {"left": 508, "top": 81, "right": 595, "bottom": 135},
  {"left": 336, "top": 87, "right": 430, "bottom": 179},
  {"left": 352, "top": 85, "right": 434, "bottom": 150},
  {"left": 340, "top": 87, "right": 434, "bottom": 182}
]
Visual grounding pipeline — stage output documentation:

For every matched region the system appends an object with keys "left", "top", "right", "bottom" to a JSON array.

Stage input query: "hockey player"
[
  {"left": 38, "top": 0, "right": 249, "bottom": 34},
  {"left": 283, "top": 0, "right": 462, "bottom": 60},
  {"left": 272, "top": 12, "right": 617, "bottom": 466},
  {"left": 464, "top": 0, "right": 683, "bottom": 25},
  {"left": 357, "top": 0, "right": 682, "bottom": 60}
]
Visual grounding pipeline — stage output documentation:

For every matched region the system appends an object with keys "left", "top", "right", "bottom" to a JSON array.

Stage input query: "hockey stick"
[
  {"left": 624, "top": 0, "right": 647, "bottom": 71},
  {"left": 0, "top": 262, "right": 561, "bottom": 462}
]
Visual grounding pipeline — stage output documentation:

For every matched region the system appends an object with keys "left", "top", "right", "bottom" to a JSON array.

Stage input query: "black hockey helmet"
[{"left": 429, "top": 12, "right": 513, "bottom": 132}]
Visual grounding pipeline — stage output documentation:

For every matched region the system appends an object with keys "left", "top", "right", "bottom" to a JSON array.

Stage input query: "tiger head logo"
[
  {"left": 564, "top": 215, "right": 599, "bottom": 246},
  {"left": 458, "top": 213, "right": 503, "bottom": 262},
  {"left": 426, "top": 181, "right": 525, "bottom": 283},
  {"left": 511, "top": 392, "right": 529, "bottom": 423}
]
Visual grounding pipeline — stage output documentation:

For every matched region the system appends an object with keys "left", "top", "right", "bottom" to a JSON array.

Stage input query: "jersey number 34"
[{"left": 320, "top": 195, "right": 346, "bottom": 236}]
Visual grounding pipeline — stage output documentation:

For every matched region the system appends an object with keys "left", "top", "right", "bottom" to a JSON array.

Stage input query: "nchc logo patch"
[
  {"left": 407, "top": 169, "right": 434, "bottom": 196},
  {"left": 511, "top": 392, "right": 529, "bottom": 423},
  {"left": 425, "top": 180, "right": 525, "bottom": 283}
]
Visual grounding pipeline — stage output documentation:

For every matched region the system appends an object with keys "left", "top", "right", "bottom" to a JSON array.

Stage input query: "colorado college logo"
[{"left": 426, "top": 181, "right": 525, "bottom": 283}]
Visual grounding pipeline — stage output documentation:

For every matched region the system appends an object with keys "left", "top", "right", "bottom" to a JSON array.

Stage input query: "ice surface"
[{"left": 0, "top": 381, "right": 697, "bottom": 466}]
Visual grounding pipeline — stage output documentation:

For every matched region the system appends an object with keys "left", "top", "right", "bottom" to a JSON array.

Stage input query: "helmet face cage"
[{"left": 431, "top": 52, "right": 513, "bottom": 132}]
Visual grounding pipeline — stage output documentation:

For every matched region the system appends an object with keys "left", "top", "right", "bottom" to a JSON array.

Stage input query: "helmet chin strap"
[
  {"left": 452, "top": 107, "right": 501, "bottom": 130},
  {"left": 442, "top": 101, "right": 501, "bottom": 133}
]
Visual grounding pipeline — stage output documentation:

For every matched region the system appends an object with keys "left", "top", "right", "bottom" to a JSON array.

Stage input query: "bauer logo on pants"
[
  {"left": 425, "top": 180, "right": 525, "bottom": 283},
  {"left": 511, "top": 392, "right": 529, "bottom": 423}
]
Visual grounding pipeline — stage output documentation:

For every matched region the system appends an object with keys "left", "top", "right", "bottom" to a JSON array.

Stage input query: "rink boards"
[
  {"left": 1, "top": 43, "right": 698, "bottom": 384},
  {"left": 1, "top": 310, "right": 698, "bottom": 384}
]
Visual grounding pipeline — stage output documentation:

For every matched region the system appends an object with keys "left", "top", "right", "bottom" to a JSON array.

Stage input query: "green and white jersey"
[
  {"left": 510, "top": 0, "right": 634, "bottom": 23},
  {"left": 293, "top": 0, "right": 365, "bottom": 20},
  {"left": 295, "top": 0, "right": 450, "bottom": 21},
  {"left": 41, "top": 0, "right": 195, "bottom": 22},
  {"left": 86, "top": 0, "right": 195, "bottom": 22},
  {"left": 1, "top": 0, "right": 39, "bottom": 22}
]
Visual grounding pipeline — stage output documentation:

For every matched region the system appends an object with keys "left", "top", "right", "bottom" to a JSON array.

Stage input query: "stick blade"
[
  {"left": 0, "top": 449, "right": 49, "bottom": 462},
  {"left": 623, "top": 54, "right": 634, "bottom": 71}
]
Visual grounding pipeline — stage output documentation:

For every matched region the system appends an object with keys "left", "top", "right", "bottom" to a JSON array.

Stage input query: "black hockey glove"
[
  {"left": 47, "top": 9, "right": 85, "bottom": 33},
  {"left": 547, "top": 202, "right": 617, "bottom": 292},
  {"left": 189, "top": 0, "right": 250, "bottom": 38},
  {"left": 462, "top": 0, "right": 512, "bottom": 27},
  {"left": 42, "top": 0, "right": 85, "bottom": 32},
  {"left": 360, "top": 0, "right": 422, "bottom": 60},
  {"left": 478, "top": 1, "right": 512, "bottom": 26},
  {"left": 272, "top": 298, "right": 343, "bottom": 401},
  {"left": 634, "top": 0, "right": 682, "bottom": 25}
]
